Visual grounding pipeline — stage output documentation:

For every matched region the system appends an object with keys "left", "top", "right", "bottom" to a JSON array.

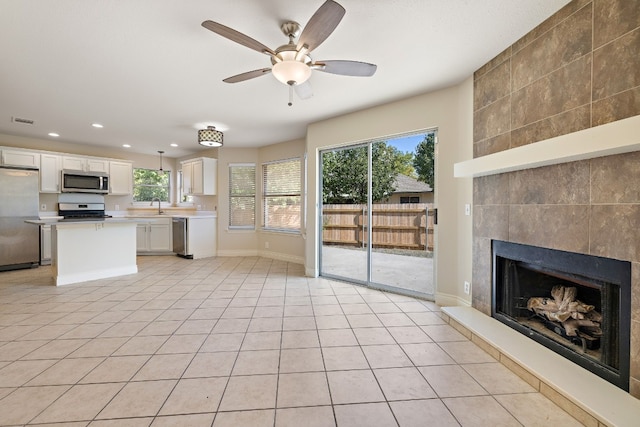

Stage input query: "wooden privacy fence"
[{"left": 322, "top": 203, "right": 434, "bottom": 251}]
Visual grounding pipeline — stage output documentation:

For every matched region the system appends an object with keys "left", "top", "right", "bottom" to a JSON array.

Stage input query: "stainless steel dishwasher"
[{"left": 172, "top": 217, "right": 192, "bottom": 258}]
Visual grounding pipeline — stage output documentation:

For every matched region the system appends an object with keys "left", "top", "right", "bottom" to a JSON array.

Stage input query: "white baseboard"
[
  {"left": 435, "top": 291, "right": 471, "bottom": 307},
  {"left": 216, "top": 249, "right": 259, "bottom": 257},
  {"left": 257, "top": 250, "right": 304, "bottom": 265}
]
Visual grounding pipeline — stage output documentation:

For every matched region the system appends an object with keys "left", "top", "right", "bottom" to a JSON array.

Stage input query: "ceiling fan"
[{"left": 202, "top": 0, "right": 377, "bottom": 105}]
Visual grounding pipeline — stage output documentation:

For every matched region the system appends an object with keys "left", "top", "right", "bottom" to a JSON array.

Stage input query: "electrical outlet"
[
  {"left": 40, "top": 204, "right": 46, "bottom": 211},
  {"left": 464, "top": 204, "right": 471, "bottom": 216},
  {"left": 464, "top": 281, "right": 470, "bottom": 295},
  {"left": 115, "top": 204, "right": 120, "bottom": 211},
  {"left": 265, "top": 241, "right": 270, "bottom": 249}
]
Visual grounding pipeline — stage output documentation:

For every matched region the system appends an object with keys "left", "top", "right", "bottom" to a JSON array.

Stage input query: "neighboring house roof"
[{"left": 393, "top": 174, "right": 433, "bottom": 193}]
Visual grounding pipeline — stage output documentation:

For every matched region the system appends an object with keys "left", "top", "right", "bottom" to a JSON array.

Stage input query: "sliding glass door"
[{"left": 319, "top": 132, "right": 436, "bottom": 299}]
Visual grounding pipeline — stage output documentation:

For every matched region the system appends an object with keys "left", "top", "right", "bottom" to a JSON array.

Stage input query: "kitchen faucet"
[{"left": 151, "top": 198, "right": 163, "bottom": 215}]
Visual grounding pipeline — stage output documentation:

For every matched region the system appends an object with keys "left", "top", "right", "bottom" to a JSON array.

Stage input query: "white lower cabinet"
[
  {"left": 40, "top": 225, "right": 52, "bottom": 265},
  {"left": 134, "top": 218, "right": 172, "bottom": 254}
]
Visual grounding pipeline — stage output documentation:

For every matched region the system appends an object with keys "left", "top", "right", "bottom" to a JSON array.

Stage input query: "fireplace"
[{"left": 492, "top": 240, "right": 631, "bottom": 390}]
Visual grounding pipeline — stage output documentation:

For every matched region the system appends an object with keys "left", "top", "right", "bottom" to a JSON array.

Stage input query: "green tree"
[
  {"left": 413, "top": 133, "right": 435, "bottom": 188},
  {"left": 322, "top": 142, "right": 403, "bottom": 204},
  {"left": 133, "top": 168, "right": 170, "bottom": 202}
]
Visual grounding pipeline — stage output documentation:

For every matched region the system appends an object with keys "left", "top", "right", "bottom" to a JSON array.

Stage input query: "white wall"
[{"left": 305, "top": 78, "right": 474, "bottom": 306}]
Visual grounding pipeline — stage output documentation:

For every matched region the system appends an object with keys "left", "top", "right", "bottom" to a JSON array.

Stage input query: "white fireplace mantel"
[{"left": 454, "top": 115, "right": 640, "bottom": 178}]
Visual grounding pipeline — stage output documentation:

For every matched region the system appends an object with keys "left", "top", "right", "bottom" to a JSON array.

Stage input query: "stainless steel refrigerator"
[{"left": 0, "top": 167, "right": 40, "bottom": 271}]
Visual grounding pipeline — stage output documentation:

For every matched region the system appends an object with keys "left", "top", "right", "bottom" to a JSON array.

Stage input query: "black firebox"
[{"left": 492, "top": 240, "right": 631, "bottom": 391}]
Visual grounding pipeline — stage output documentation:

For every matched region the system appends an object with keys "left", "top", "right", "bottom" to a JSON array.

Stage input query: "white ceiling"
[{"left": 0, "top": 0, "right": 569, "bottom": 157}]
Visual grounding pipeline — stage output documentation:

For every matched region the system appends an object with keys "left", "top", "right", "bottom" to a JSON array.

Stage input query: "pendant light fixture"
[
  {"left": 198, "top": 126, "right": 224, "bottom": 147},
  {"left": 158, "top": 150, "right": 165, "bottom": 174}
]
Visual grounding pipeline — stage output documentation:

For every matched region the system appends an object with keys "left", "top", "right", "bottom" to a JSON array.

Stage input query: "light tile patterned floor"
[{"left": 0, "top": 256, "right": 585, "bottom": 426}]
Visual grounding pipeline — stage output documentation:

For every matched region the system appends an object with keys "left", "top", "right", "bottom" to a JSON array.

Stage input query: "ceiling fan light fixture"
[
  {"left": 198, "top": 126, "right": 224, "bottom": 147},
  {"left": 272, "top": 50, "right": 311, "bottom": 85}
]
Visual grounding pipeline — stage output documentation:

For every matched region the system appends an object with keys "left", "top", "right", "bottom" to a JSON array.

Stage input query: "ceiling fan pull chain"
[{"left": 288, "top": 83, "right": 294, "bottom": 106}]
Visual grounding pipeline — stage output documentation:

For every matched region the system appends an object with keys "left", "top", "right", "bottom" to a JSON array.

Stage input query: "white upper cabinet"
[
  {"left": 62, "top": 155, "right": 108, "bottom": 172},
  {"left": 40, "top": 153, "right": 62, "bottom": 193},
  {"left": 109, "top": 161, "right": 133, "bottom": 195},
  {"left": 181, "top": 157, "right": 217, "bottom": 195},
  {"left": 1, "top": 149, "right": 40, "bottom": 168}
]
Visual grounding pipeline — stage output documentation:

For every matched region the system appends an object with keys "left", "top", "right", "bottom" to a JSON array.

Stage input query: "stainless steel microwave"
[{"left": 61, "top": 170, "right": 109, "bottom": 193}]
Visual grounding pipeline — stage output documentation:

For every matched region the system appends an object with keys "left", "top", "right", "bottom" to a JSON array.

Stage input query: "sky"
[{"left": 386, "top": 133, "right": 427, "bottom": 153}]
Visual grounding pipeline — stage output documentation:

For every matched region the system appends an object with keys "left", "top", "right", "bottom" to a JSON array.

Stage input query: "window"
[
  {"left": 133, "top": 168, "right": 170, "bottom": 202},
  {"left": 263, "top": 158, "right": 301, "bottom": 231},
  {"left": 229, "top": 164, "right": 256, "bottom": 229},
  {"left": 400, "top": 196, "right": 420, "bottom": 204}
]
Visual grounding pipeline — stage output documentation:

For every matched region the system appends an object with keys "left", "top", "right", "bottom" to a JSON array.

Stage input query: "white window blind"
[
  {"left": 229, "top": 163, "right": 256, "bottom": 229},
  {"left": 263, "top": 158, "right": 301, "bottom": 231}
]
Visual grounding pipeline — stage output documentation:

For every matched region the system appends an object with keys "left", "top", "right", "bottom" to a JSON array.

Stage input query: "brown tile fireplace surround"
[{"left": 455, "top": 0, "right": 640, "bottom": 425}]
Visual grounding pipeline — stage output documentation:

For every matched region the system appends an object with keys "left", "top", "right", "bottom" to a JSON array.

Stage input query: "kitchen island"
[{"left": 27, "top": 218, "right": 138, "bottom": 286}]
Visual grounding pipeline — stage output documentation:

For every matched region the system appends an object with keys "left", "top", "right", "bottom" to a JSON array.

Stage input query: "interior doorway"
[{"left": 319, "top": 131, "right": 436, "bottom": 299}]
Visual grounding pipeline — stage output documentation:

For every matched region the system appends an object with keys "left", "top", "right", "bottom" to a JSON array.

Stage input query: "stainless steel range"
[{"left": 58, "top": 203, "right": 112, "bottom": 220}]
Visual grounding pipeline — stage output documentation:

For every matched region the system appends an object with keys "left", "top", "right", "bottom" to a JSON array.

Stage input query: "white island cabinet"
[{"left": 50, "top": 220, "right": 138, "bottom": 286}]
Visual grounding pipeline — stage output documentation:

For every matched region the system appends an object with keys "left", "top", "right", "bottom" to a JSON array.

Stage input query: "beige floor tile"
[
  {"left": 214, "top": 318, "right": 251, "bottom": 333},
  {"left": 284, "top": 305, "right": 314, "bottom": 317},
  {"left": 200, "top": 332, "right": 244, "bottom": 352},
  {"left": 189, "top": 307, "right": 225, "bottom": 320},
  {"left": 0, "top": 324, "right": 41, "bottom": 340},
  {"left": 282, "top": 316, "right": 317, "bottom": 331},
  {"left": 137, "top": 320, "right": 182, "bottom": 336},
  {"left": 241, "top": 331, "right": 282, "bottom": 350},
  {"left": 462, "top": 362, "right": 536, "bottom": 394},
  {"left": 401, "top": 343, "right": 456, "bottom": 366},
  {"left": 24, "top": 339, "right": 89, "bottom": 360},
  {"left": 69, "top": 337, "right": 129, "bottom": 357},
  {"left": 0, "top": 359, "right": 57, "bottom": 387},
  {"left": 80, "top": 355, "right": 150, "bottom": 383},
  {"left": 156, "top": 308, "right": 194, "bottom": 321},
  {"left": 218, "top": 374, "right": 278, "bottom": 411},
  {"left": 439, "top": 341, "right": 496, "bottom": 364},
  {"left": 221, "top": 306, "right": 254, "bottom": 319},
  {"left": 20, "top": 324, "right": 79, "bottom": 340},
  {"left": 346, "top": 314, "right": 384, "bottom": 328},
  {"left": 151, "top": 413, "right": 215, "bottom": 426},
  {"left": 362, "top": 344, "right": 414, "bottom": 369},
  {"left": 318, "top": 329, "right": 358, "bottom": 347},
  {"left": 60, "top": 323, "right": 114, "bottom": 339},
  {"left": 253, "top": 306, "right": 284, "bottom": 318},
  {"left": 232, "top": 349, "right": 280, "bottom": 375},
  {"left": 421, "top": 325, "right": 467, "bottom": 342},
  {"left": 387, "top": 326, "right": 432, "bottom": 344},
  {"left": 277, "top": 371, "right": 331, "bottom": 407},
  {"left": 313, "top": 304, "right": 345, "bottom": 316},
  {"left": 183, "top": 351, "right": 237, "bottom": 378},
  {"left": 0, "top": 384, "right": 69, "bottom": 425},
  {"left": 442, "top": 396, "right": 521, "bottom": 427},
  {"left": 113, "top": 335, "right": 169, "bottom": 356},
  {"left": 99, "top": 321, "right": 148, "bottom": 338},
  {"left": 281, "top": 330, "right": 320, "bottom": 348},
  {"left": 368, "top": 303, "right": 403, "bottom": 314},
  {"left": 27, "top": 357, "right": 104, "bottom": 386},
  {"left": 31, "top": 382, "right": 124, "bottom": 424},
  {"left": 389, "top": 399, "right": 460, "bottom": 427},
  {"left": 0, "top": 339, "right": 49, "bottom": 361},
  {"left": 354, "top": 328, "right": 396, "bottom": 345},
  {"left": 341, "top": 304, "right": 373, "bottom": 315},
  {"left": 280, "top": 347, "right": 325, "bottom": 373},
  {"left": 158, "top": 377, "right": 227, "bottom": 415},
  {"left": 333, "top": 402, "right": 398, "bottom": 427},
  {"left": 133, "top": 353, "right": 194, "bottom": 380},
  {"left": 123, "top": 309, "right": 164, "bottom": 322},
  {"left": 315, "top": 314, "right": 350, "bottom": 329},
  {"left": 395, "top": 301, "right": 433, "bottom": 313},
  {"left": 419, "top": 365, "right": 487, "bottom": 398},
  {"left": 322, "top": 346, "right": 369, "bottom": 371},
  {"left": 174, "top": 319, "right": 216, "bottom": 335},
  {"left": 495, "top": 393, "right": 585, "bottom": 426},
  {"left": 377, "top": 313, "right": 415, "bottom": 327},
  {"left": 97, "top": 379, "right": 176, "bottom": 419},
  {"left": 213, "top": 409, "right": 275, "bottom": 427},
  {"left": 406, "top": 312, "right": 446, "bottom": 326},
  {"left": 327, "top": 370, "right": 385, "bottom": 404},
  {"left": 374, "top": 367, "right": 437, "bottom": 400},
  {"left": 156, "top": 334, "right": 207, "bottom": 354},
  {"left": 276, "top": 406, "right": 336, "bottom": 427}
]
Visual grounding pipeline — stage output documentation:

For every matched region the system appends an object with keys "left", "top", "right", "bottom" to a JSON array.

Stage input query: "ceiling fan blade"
[
  {"left": 202, "top": 20, "right": 275, "bottom": 56},
  {"left": 223, "top": 68, "right": 272, "bottom": 83},
  {"left": 294, "top": 81, "right": 313, "bottom": 100},
  {"left": 297, "top": 0, "right": 345, "bottom": 52},
  {"left": 314, "top": 60, "right": 377, "bottom": 77}
]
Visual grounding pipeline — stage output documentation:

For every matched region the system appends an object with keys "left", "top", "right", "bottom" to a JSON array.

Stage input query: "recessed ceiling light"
[
  {"left": 122, "top": 144, "right": 131, "bottom": 148},
  {"left": 170, "top": 143, "right": 178, "bottom": 147},
  {"left": 48, "top": 132, "right": 59, "bottom": 137},
  {"left": 91, "top": 123, "right": 104, "bottom": 128}
]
